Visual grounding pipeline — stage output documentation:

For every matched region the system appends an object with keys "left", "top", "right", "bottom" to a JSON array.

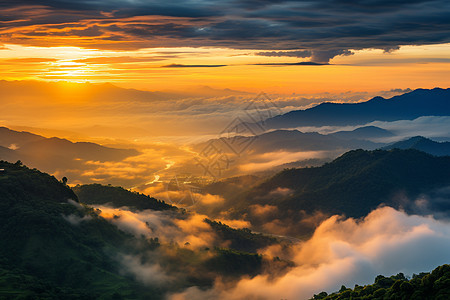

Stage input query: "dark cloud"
[
  {"left": 0, "top": 0, "right": 449, "bottom": 62},
  {"left": 255, "top": 50, "right": 312, "bottom": 58},
  {"left": 255, "top": 49, "right": 353, "bottom": 63},
  {"left": 311, "top": 49, "right": 354, "bottom": 63}
]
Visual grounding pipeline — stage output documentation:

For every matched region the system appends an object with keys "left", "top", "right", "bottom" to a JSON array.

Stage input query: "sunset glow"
[
  {"left": 1, "top": 43, "right": 449, "bottom": 93},
  {"left": 1, "top": 1, "right": 450, "bottom": 299}
]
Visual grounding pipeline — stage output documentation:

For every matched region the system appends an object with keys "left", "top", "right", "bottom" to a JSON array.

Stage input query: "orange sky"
[
  {"left": 1, "top": 1, "right": 449, "bottom": 94},
  {"left": 0, "top": 43, "right": 449, "bottom": 94}
]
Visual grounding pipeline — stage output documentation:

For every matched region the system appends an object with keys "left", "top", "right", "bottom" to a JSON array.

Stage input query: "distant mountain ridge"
[
  {"left": 0, "top": 80, "right": 249, "bottom": 102},
  {"left": 0, "top": 126, "right": 139, "bottom": 182},
  {"left": 195, "top": 128, "right": 385, "bottom": 155},
  {"left": 330, "top": 126, "right": 394, "bottom": 140},
  {"left": 265, "top": 88, "right": 450, "bottom": 129},
  {"left": 382, "top": 136, "right": 450, "bottom": 156},
  {"left": 0, "top": 126, "right": 138, "bottom": 161}
]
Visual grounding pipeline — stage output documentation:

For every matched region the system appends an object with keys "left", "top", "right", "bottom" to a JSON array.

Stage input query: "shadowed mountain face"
[
  {"left": 194, "top": 129, "right": 383, "bottom": 154},
  {"left": 0, "top": 146, "right": 16, "bottom": 163},
  {"left": 0, "top": 160, "right": 149, "bottom": 299},
  {"left": 0, "top": 127, "right": 45, "bottom": 148},
  {"left": 194, "top": 127, "right": 386, "bottom": 160},
  {"left": 208, "top": 149, "right": 450, "bottom": 237},
  {"left": 0, "top": 127, "right": 139, "bottom": 182},
  {"left": 188, "top": 127, "right": 387, "bottom": 179},
  {"left": 265, "top": 88, "right": 450, "bottom": 129},
  {"left": 330, "top": 126, "right": 394, "bottom": 140},
  {"left": 247, "top": 149, "right": 450, "bottom": 216},
  {"left": 383, "top": 136, "right": 450, "bottom": 156},
  {"left": 0, "top": 127, "right": 139, "bottom": 162},
  {"left": 73, "top": 184, "right": 176, "bottom": 211}
]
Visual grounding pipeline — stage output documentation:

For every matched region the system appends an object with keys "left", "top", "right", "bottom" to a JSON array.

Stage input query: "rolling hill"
[
  {"left": 0, "top": 160, "right": 288, "bottom": 298},
  {"left": 243, "top": 149, "right": 450, "bottom": 217},
  {"left": 203, "top": 149, "right": 450, "bottom": 238},
  {"left": 73, "top": 184, "right": 176, "bottom": 211},
  {"left": 0, "top": 160, "right": 154, "bottom": 299}
]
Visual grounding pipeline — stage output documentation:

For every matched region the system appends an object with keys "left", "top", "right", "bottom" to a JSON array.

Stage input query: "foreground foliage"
[
  {"left": 73, "top": 183, "right": 175, "bottom": 211},
  {"left": 313, "top": 264, "right": 450, "bottom": 300},
  {"left": 0, "top": 161, "right": 282, "bottom": 299}
]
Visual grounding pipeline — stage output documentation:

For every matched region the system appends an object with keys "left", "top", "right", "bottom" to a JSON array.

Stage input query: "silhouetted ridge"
[
  {"left": 73, "top": 183, "right": 176, "bottom": 211},
  {"left": 383, "top": 136, "right": 450, "bottom": 156},
  {"left": 266, "top": 88, "right": 450, "bottom": 128}
]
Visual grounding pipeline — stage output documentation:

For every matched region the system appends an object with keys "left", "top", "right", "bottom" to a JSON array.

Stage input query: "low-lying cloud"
[
  {"left": 169, "top": 206, "right": 450, "bottom": 300},
  {"left": 96, "top": 205, "right": 247, "bottom": 249}
]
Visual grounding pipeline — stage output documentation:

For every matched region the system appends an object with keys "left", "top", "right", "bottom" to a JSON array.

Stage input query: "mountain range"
[
  {"left": 247, "top": 149, "right": 450, "bottom": 216},
  {"left": 383, "top": 136, "right": 450, "bottom": 156},
  {"left": 203, "top": 149, "right": 450, "bottom": 237},
  {"left": 194, "top": 126, "right": 389, "bottom": 158},
  {"left": 1, "top": 145, "right": 450, "bottom": 298},
  {"left": 265, "top": 88, "right": 450, "bottom": 129},
  {"left": 0, "top": 127, "right": 139, "bottom": 182}
]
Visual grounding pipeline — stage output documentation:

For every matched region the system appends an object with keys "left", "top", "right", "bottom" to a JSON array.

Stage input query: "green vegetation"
[
  {"left": 312, "top": 264, "right": 450, "bottom": 300},
  {"left": 205, "top": 248, "right": 262, "bottom": 276},
  {"left": 245, "top": 149, "right": 450, "bottom": 218},
  {"left": 204, "top": 219, "right": 279, "bottom": 253},
  {"left": 0, "top": 160, "right": 284, "bottom": 298},
  {"left": 0, "top": 160, "right": 164, "bottom": 299},
  {"left": 73, "top": 183, "right": 176, "bottom": 211}
]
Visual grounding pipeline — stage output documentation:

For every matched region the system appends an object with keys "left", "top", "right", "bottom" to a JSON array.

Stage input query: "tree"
[{"left": 61, "top": 177, "right": 68, "bottom": 185}]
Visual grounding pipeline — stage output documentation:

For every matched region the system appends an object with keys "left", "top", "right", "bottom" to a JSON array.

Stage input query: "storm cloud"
[{"left": 1, "top": 0, "right": 449, "bottom": 62}]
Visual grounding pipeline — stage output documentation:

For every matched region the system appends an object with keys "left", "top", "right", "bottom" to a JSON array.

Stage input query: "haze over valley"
[{"left": 1, "top": 0, "right": 450, "bottom": 299}]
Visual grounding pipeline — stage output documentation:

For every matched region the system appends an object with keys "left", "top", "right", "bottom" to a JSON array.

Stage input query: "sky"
[{"left": 0, "top": 0, "right": 450, "bottom": 93}]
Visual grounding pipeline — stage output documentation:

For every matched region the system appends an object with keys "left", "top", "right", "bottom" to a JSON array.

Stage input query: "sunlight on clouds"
[
  {"left": 1, "top": 43, "right": 449, "bottom": 92},
  {"left": 239, "top": 150, "right": 334, "bottom": 173},
  {"left": 170, "top": 207, "right": 450, "bottom": 300}
]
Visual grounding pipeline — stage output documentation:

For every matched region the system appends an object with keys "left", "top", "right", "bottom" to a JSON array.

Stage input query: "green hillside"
[
  {"left": 312, "top": 264, "right": 450, "bottom": 300},
  {"left": 0, "top": 160, "right": 285, "bottom": 299},
  {"left": 0, "top": 160, "right": 163, "bottom": 299},
  {"left": 73, "top": 183, "right": 176, "bottom": 211},
  {"left": 244, "top": 149, "right": 450, "bottom": 218}
]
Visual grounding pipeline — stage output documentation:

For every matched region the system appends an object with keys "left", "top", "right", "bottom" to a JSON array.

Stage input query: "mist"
[{"left": 169, "top": 206, "right": 450, "bottom": 300}]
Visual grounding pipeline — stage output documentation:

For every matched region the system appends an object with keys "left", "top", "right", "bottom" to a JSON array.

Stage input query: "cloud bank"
[{"left": 169, "top": 206, "right": 450, "bottom": 300}]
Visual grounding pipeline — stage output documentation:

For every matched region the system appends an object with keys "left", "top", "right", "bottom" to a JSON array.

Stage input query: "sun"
[{"left": 42, "top": 60, "right": 95, "bottom": 82}]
